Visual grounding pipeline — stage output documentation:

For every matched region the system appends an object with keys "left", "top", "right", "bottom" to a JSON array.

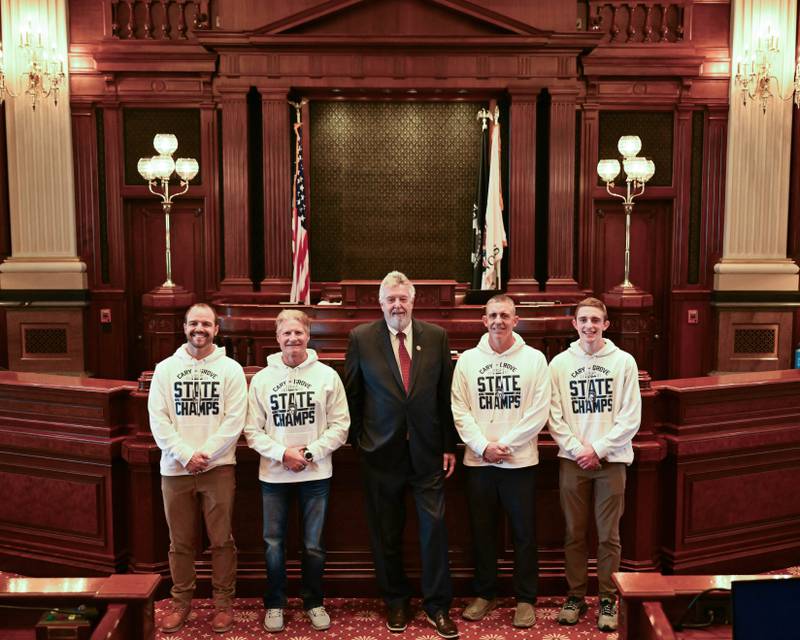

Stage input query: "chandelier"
[
  {"left": 0, "top": 24, "right": 67, "bottom": 111},
  {"left": 734, "top": 28, "right": 800, "bottom": 113}
]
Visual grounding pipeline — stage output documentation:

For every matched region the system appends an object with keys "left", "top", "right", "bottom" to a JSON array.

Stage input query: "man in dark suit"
[{"left": 345, "top": 271, "right": 458, "bottom": 639}]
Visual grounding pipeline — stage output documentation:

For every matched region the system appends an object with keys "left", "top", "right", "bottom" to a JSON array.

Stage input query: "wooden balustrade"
[
  {"left": 109, "top": 0, "right": 214, "bottom": 40},
  {"left": 587, "top": 1, "right": 687, "bottom": 43}
]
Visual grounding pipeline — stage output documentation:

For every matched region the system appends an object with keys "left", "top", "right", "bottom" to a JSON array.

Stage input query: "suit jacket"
[{"left": 344, "top": 318, "right": 457, "bottom": 474}]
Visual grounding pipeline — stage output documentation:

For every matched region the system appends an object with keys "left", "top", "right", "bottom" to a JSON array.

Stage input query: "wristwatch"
[{"left": 303, "top": 449, "right": 314, "bottom": 462}]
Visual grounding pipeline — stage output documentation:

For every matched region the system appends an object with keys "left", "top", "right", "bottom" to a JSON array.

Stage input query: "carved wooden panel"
[
  {"left": 716, "top": 309, "right": 793, "bottom": 372},
  {"left": 6, "top": 309, "right": 86, "bottom": 374}
]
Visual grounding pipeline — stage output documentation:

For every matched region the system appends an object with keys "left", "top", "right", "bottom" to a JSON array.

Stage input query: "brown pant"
[
  {"left": 559, "top": 458, "right": 626, "bottom": 600},
  {"left": 161, "top": 465, "right": 237, "bottom": 608}
]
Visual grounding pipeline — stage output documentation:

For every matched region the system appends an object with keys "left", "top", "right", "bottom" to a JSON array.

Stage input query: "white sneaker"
[
  {"left": 263, "top": 608, "right": 284, "bottom": 633},
  {"left": 306, "top": 606, "right": 331, "bottom": 631}
]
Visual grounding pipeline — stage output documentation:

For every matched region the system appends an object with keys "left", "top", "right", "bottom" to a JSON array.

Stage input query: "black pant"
[
  {"left": 361, "top": 456, "right": 453, "bottom": 616},
  {"left": 466, "top": 465, "right": 538, "bottom": 603}
]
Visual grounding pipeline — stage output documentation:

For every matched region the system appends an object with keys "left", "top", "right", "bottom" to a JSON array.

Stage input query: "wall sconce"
[
  {"left": 137, "top": 134, "right": 199, "bottom": 288},
  {"left": 596, "top": 135, "right": 655, "bottom": 289},
  {"left": 0, "top": 24, "right": 67, "bottom": 111},
  {"left": 734, "top": 27, "right": 800, "bottom": 113}
]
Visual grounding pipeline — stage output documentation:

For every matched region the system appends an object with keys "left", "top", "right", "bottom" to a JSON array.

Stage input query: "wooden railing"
[
  {"left": 587, "top": 1, "right": 688, "bottom": 43},
  {"left": 109, "top": 0, "right": 216, "bottom": 40}
]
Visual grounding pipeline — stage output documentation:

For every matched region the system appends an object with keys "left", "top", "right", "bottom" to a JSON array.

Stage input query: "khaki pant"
[
  {"left": 559, "top": 458, "right": 626, "bottom": 600},
  {"left": 161, "top": 465, "right": 237, "bottom": 608}
]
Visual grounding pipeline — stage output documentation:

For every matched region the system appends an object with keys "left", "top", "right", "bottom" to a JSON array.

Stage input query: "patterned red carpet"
[{"left": 154, "top": 596, "right": 619, "bottom": 640}]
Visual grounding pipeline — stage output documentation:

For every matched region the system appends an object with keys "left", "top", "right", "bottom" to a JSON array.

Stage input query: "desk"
[
  {"left": 613, "top": 573, "right": 793, "bottom": 639},
  {"left": 0, "top": 574, "right": 160, "bottom": 639}
]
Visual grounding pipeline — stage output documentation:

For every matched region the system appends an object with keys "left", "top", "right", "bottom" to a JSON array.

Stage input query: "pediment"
[{"left": 255, "top": 0, "right": 546, "bottom": 38}]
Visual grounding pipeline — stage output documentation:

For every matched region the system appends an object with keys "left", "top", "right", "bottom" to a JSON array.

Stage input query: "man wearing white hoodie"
[
  {"left": 148, "top": 303, "right": 248, "bottom": 634},
  {"left": 451, "top": 295, "right": 550, "bottom": 629},
  {"left": 245, "top": 310, "right": 349, "bottom": 634},
  {"left": 548, "top": 297, "right": 641, "bottom": 633}
]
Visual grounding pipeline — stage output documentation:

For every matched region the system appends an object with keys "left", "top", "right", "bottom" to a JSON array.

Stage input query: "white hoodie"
[
  {"left": 148, "top": 344, "right": 247, "bottom": 476},
  {"left": 244, "top": 349, "right": 350, "bottom": 483},
  {"left": 548, "top": 338, "right": 641, "bottom": 464},
  {"left": 451, "top": 332, "right": 550, "bottom": 468}
]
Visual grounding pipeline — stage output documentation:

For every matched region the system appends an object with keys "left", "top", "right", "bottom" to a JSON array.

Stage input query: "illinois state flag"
[
  {"left": 481, "top": 111, "right": 506, "bottom": 290},
  {"left": 290, "top": 121, "right": 310, "bottom": 305}
]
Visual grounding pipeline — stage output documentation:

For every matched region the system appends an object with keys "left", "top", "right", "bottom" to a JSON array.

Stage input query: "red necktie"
[{"left": 397, "top": 331, "right": 411, "bottom": 392}]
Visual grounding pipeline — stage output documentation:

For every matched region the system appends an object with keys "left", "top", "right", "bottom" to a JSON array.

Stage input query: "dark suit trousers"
[
  {"left": 466, "top": 465, "right": 538, "bottom": 603},
  {"left": 361, "top": 454, "right": 453, "bottom": 616}
]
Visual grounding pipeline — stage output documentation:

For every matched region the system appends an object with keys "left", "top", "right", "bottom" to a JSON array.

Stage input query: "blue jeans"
[{"left": 261, "top": 478, "right": 330, "bottom": 610}]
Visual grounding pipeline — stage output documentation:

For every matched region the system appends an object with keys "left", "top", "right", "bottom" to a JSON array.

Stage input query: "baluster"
[
  {"left": 610, "top": 5, "right": 621, "bottom": 42},
  {"left": 627, "top": 3, "right": 637, "bottom": 43},
  {"left": 590, "top": 3, "right": 604, "bottom": 31},
  {"left": 142, "top": 0, "right": 154, "bottom": 38},
  {"left": 643, "top": 3, "right": 654, "bottom": 42},
  {"left": 111, "top": 0, "right": 121, "bottom": 38},
  {"left": 194, "top": 0, "right": 211, "bottom": 30},
  {"left": 177, "top": 0, "right": 189, "bottom": 39},
  {"left": 246, "top": 338, "right": 254, "bottom": 366},
  {"left": 660, "top": 3, "right": 671, "bottom": 42},
  {"left": 675, "top": 4, "right": 685, "bottom": 41},
  {"left": 160, "top": 0, "right": 171, "bottom": 39},
  {"left": 122, "top": 0, "right": 134, "bottom": 38}
]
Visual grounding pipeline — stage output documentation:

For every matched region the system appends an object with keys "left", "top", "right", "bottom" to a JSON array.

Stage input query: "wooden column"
[
  {"left": 702, "top": 107, "right": 728, "bottom": 282},
  {"left": 218, "top": 91, "right": 252, "bottom": 292},
  {"left": 260, "top": 88, "right": 292, "bottom": 297},
  {"left": 546, "top": 88, "right": 579, "bottom": 292},
  {"left": 578, "top": 103, "right": 599, "bottom": 290},
  {"left": 507, "top": 88, "right": 539, "bottom": 294}
]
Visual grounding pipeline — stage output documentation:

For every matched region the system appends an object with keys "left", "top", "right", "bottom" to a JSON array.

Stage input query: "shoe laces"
[
  {"left": 267, "top": 609, "right": 283, "bottom": 618},
  {"left": 563, "top": 597, "right": 584, "bottom": 611},
  {"left": 308, "top": 606, "right": 326, "bottom": 616},
  {"left": 599, "top": 599, "right": 616, "bottom": 616}
]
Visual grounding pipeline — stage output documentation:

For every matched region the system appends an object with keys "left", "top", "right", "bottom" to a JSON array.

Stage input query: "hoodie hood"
[
  {"left": 174, "top": 343, "right": 227, "bottom": 364},
  {"left": 476, "top": 331, "right": 526, "bottom": 357},
  {"left": 266, "top": 348, "right": 319, "bottom": 371},
  {"left": 567, "top": 337, "right": 619, "bottom": 359}
]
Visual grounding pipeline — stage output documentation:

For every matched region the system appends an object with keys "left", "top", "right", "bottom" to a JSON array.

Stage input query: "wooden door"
[
  {"left": 592, "top": 199, "right": 672, "bottom": 379},
  {"left": 124, "top": 198, "right": 206, "bottom": 378}
]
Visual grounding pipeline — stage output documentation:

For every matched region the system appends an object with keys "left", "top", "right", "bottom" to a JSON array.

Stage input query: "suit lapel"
[
  {"left": 378, "top": 321, "right": 405, "bottom": 393},
  {"left": 408, "top": 319, "right": 425, "bottom": 395}
]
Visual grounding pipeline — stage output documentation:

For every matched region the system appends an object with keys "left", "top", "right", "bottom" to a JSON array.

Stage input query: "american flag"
[{"left": 290, "top": 121, "right": 310, "bottom": 305}]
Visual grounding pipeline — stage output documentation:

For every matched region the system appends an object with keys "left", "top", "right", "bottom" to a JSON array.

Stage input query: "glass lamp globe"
[
  {"left": 137, "top": 157, "right": 155, "bottom": 181},
  {"left": 597, "top": 159, "right": 621, "bottom": 183},
  {"left": 153, "top": 133, "right": 178, "bottom": 156},
  {"left": 175, "top": 157, "right": 199, "bottom": 181},
  {"left": 617, "top": 135, "right": 642, "bottom": 159}
]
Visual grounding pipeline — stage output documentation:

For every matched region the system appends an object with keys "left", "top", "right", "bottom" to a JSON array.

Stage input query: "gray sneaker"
[
  {"left": 462, "top": 597, "right": 497, "bottom": 621},
  {"left": 513, "top": 602, "right": 536, "bottom": 628},
  {"left": 306, "top": 606, "right": 331, "bottom": 631},
  {"left": 263, "top": 608, "right": 284, "bottom": 633},
  {"left": 558, "top": 597, "right": 587, "bottom": 625},
  {"left": 597, "top": 598, "right": 618, "bottom": 632}
]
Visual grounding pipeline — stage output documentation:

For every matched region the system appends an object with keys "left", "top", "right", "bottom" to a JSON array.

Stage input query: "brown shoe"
[
  {"left": 211, "top": 607, "right": 234, "bottom": 633},
  {"left": 386, "top": 604, "right": 410, "bottom": 633},
  {"left": 426, "top": 610, "right": 459, "bottom": 639},
  {"left": 160, "top": 603, "right": 190, "bottom": 633}
]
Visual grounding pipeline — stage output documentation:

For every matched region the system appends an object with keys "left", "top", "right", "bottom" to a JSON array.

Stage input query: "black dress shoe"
[
  {"left": 386, "top": 604, "right": 409, "bottom": 633},
  {"left": 426, "top": 610, "right": 459, "bottom": 639}
]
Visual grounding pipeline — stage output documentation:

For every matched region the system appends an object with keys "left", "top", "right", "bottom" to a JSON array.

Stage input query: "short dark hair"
[
  {"left": 184, "top": 303, "right": 219, "bottom": 325},
  {"left": 574, "top": 297, "right": 607, "bottom": 321}
]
